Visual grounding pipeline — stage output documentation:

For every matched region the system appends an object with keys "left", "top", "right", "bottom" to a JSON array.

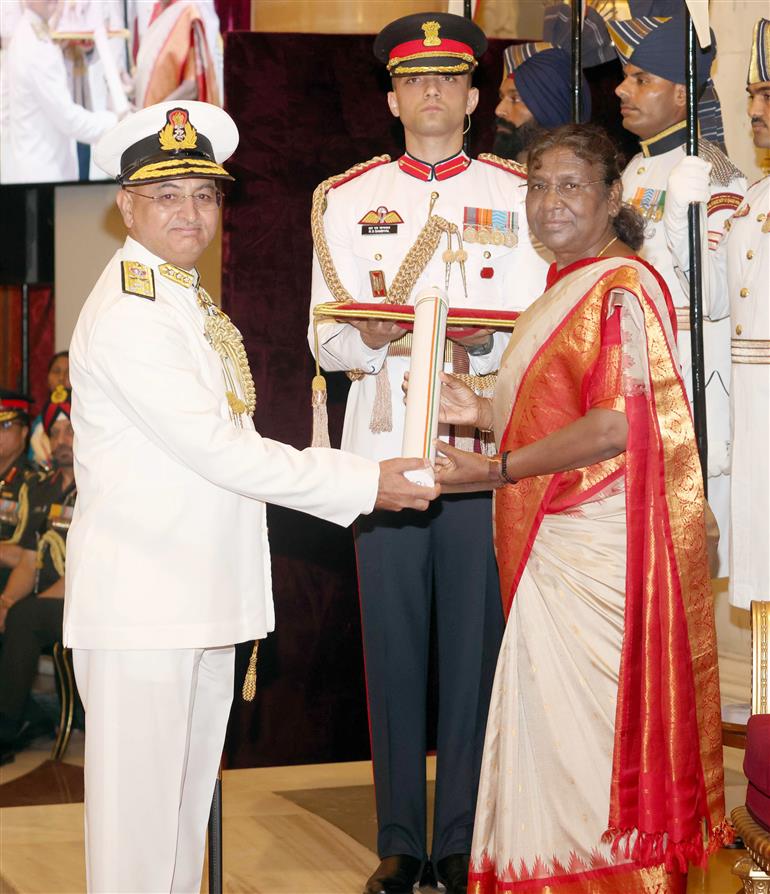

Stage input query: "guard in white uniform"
[
  {"left": 3, "top": 0, "right": 118, "bottom": 184},
  {"left": 309, "top": 14, "right": 550, "bottom": 894},
  {"left": 608, "top": 14, "right": 747, "bottom": 574},
  {"left": 66, "top": 100, "right": 437, "bottom": 893},
  {"left": 662, "top": 19, "right": 770, "bottom": 608}
]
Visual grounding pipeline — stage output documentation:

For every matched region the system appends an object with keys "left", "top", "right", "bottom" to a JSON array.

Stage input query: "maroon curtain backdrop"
[
  {"left": 0, "top": 284, "right": 55, "bottom": 409},
  {"left": 220, "top": 32, "right": 634, "bottom": 768},
  {"left": 212, "top": 0, "right": 250, "bottom": 35}
]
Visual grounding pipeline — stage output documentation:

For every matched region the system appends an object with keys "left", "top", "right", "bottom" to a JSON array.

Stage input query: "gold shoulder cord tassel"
[
  {"left": 242, "top": 641, "right": 259, "bottom": 701},
  {"left": 311, "top": 321, "right": 331, "bottom": 448}
]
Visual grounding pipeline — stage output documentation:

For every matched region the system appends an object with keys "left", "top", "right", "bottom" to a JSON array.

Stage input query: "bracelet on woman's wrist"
[{"left": 500, "top": 451, "right": 517, "bottom": 485}]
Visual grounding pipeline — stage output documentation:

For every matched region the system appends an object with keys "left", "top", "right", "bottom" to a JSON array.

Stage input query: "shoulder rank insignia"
[
  {"left": 477, "top": 153, "right": 528, "bottom": 180},
  {"left": 158, "top": 263, "right": 197, "bottom": 289},
  {"left": 121, "top": 261, "right": 155, "bottom": 300},
  {"left": 325, "top": 155, "right": 391, "bottom": 193}
]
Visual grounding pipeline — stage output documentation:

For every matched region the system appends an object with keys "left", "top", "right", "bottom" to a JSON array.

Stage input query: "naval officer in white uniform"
[
  {"left": 3, "top": 0, "right": 118, "bottom": 183},
  {"left": 662, "top": 19, "right": 770, "bottom": 609},
  {"left": 65, "top": 100, "right": 438, "bottom": 893}
]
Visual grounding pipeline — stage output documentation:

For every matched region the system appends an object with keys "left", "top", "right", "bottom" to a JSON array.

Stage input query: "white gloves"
[
  {"left": 707, "top": 437, "right": 731, "bottom": 478},
  {"left": 664, "top": 155, "right": 712, "bottom": 221},
  {"left": 663, "top": 155, "right": 714, "bottom": 311}
]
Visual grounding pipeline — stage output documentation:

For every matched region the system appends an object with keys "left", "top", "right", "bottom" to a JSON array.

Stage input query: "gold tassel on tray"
[{"left": 242, "top": 641, "right": 259, "bottom": 701}]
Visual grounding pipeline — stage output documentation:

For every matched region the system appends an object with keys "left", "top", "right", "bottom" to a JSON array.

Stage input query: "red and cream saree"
[
  {"left": 134, "top": 0, "right": 220, "bottom": 108},
  {"left": 469, "top": 257, "right": 729, "bottom": 893}
]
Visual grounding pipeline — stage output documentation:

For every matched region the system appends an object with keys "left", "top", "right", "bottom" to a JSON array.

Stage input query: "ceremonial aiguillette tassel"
[
  {"left": 369, "top": 363, "right": 393, "bottom": 433},
  {"left": 242, "top": 641, "right": 259, "bottom": 701},
  {"left": 311, "top": 322, "right": 332, "bottom": 448},
  {"left": 311, "top": 374, "right": 331, "bottom": 448}
]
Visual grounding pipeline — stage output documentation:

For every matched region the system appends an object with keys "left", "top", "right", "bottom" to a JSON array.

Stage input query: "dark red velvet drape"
[
  {"left": 0, "top": 284, "right": 55, "bottom": 410},
  {"left": 220, "top": 32, "right": 634, "bottom": 768}
]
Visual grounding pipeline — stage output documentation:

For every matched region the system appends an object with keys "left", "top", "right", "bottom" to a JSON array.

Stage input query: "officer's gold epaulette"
[
  {"left": 324, "top": 155, "right": 391, "bottom": 193},
  {"left": 477, "top": 153, "right": 528, "bottom": 180},
  {"left": 121, "top": 261, "right": 155, "bottom": 301}
]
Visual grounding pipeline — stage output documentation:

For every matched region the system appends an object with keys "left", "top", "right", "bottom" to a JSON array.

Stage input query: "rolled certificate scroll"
[
  {"left": 92, "top": 22, "right": 130, "bottom": 118},
  {"left": 402, "top": 288, "right": 449, "bottom": 486}
]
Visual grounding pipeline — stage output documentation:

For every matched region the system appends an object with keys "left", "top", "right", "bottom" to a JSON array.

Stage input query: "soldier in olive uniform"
[
  {"left": 0, "top": 389, "right": 38, "bottom": 592},
  {"left": 0, "top": 387, "right": 75, "bottom": 762}
]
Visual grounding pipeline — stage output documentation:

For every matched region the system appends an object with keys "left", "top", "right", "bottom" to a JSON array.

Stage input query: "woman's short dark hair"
[
  {"left": 47, "top": 350, "right": 69, "bottom": 373},
  {"left": 526, "top": 124, "right": 645, "bottom": 251}
]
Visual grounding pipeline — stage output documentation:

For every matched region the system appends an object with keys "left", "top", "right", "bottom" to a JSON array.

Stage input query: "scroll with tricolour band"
[
  {"left": 310, "top": 300, "right": 519, "bottom": 449},
  {"left": 401, "top": 289, "right": 449, "bottom": 486}
]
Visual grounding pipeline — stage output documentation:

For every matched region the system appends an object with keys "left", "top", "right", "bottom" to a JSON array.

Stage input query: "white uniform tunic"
[
  {"left": 309, "top": 152, "right": 552, "bottom": 461},
  {"left": 710, "top": 179, "right": 769, "bottom": 608},
  {"left": 3, "top": 9, "right": 117, "bottom": 184},
  {"left": 66, "top": 236, "right": 379, "bottom": 650},
  {"left": 622, "top": 125, "right": 747, "bottom": 573}
]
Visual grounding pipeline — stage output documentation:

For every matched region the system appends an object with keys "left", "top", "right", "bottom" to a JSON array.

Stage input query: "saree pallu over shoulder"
[{"left": 490, "top": 257, "right": 728, "bottom": 871}]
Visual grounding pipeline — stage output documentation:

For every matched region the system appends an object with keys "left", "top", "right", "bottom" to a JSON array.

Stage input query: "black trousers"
[
  {"left": 0, "top": 595, "right": 64, "bottom": 739},
  {"left": 355, "top": 492, "right": 504, "bottom": 863}
]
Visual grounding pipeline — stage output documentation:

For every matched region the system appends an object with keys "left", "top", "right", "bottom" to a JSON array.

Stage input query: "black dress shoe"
[
  {"left": 363, "top": 855, "right": 423, "bottom": 894},
  {"left": 435, "top": 853, "right": 470, "bottom": 894},
  {"left": 419, "top": 859, "right": 437, "bottom": 888}
]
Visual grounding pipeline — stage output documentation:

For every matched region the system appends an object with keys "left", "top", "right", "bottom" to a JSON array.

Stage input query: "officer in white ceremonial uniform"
[
  {"left": 65, "top": 100, "right": 437, "bottom": 893},
  {"left": 309, "top": 14, "right": 550, "bottom": 894},
  {"left": 3, "top": 0, "right": 118, "bottom": 183},
  {"left": 662, "top": 19, "right": 770, "bottom": 609},
  {"left": 607, "top": 14, "right": 748, "bottom": 574}
]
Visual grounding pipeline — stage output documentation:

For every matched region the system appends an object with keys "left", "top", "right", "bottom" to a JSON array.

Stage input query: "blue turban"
[
  {"left": 543, "top": 4, "right": 615, "bottom": 68},
  {"left": 606, "top": 15, "right": 716, "bottom": 87},
  {"left": 503, "top": 44, "right": 591, "bottom": 127}
]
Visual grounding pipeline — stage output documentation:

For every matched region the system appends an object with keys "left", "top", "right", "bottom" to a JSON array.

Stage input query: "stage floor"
[{"left": 0, "top": 734, "right": 749, "bottom": 893}]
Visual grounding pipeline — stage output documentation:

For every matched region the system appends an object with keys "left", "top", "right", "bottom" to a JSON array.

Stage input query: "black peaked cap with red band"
[
  {"left": 374, "top": 12, "right": 487, "bottom": 77},
  {"left": 0, "top": 389, "right": 32, "bottom": 424}
]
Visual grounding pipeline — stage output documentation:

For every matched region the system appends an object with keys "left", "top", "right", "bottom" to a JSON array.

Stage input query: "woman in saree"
[{"left": 432, "top": 125, "right": 729, "bottom": 893}]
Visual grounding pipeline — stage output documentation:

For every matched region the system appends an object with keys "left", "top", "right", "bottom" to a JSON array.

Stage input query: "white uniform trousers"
[{"left": 73, "top": 646, "right": 234, "bottom": 893}]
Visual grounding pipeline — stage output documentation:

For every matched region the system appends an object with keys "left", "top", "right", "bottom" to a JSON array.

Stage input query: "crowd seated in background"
[{"left": 0, "top": 387, "right": 76, "bottom": 765}]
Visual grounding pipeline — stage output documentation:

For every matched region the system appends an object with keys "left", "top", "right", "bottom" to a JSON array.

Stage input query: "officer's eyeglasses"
[
  {"left": 122, "top": 187, "right": 223, "bottom": 209},
  {"left": 524, "top": 178, "right": 607, "bottom": 199},
  {"left": 0, "top": 419, "right": 24, "bottom": 431}
]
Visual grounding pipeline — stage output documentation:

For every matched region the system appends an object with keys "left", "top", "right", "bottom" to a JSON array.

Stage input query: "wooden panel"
[{"left": 251, "top": 0, "right": 448, "bottom": 35}]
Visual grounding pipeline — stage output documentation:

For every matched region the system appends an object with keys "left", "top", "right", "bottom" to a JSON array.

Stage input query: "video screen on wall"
[{"left": 0, "top": 0, "right": 224, "bottom": 186}]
